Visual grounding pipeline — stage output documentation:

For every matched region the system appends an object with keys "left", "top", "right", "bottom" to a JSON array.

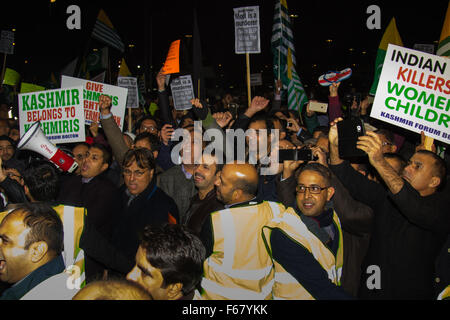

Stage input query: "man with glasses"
[
  {"left": 71, "top": 142, "right": 89, "bottom": 176},
  {"left": 264, "top": 163, "right": 351, "bottom": 299},
  {"left": 112, "top": 148, "right": 179, "bottom": 275}
]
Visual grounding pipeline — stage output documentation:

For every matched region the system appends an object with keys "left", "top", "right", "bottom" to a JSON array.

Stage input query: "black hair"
[
  {"left": 375, "top": 128, "right": 395, "bottom": 145},
  {"left": 296, "top": 162, "right": 332, "bottom": 186},
  {"left": 89, "top": 143, "right": 112, "bottom": 167},
  {"left": 9, "top": 202, "right": 64, "bottom": 255},
  {"left": 139, "top": 224, "right": 205, "bottom": 296},
  {"left": 416, "top": 150, "right": 447, "bottom": 189},
  {"left": 134, "top": 132, "right": 161, "bottom": 152},
  {"left": 22, "top": 160, "right": 60, "bottom": 201},
  {"left": 136, "top": 115, "right": 160, "bottom": 133},
  {"left": 122, "top": 147, "right": 155, "bottom": 171},
  {"left": 0, "top": 135, "right": 15, "bottom": 148}
]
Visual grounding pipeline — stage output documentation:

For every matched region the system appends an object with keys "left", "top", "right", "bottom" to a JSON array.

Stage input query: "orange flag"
[{"left": 162, "top": 40, "right": 180, "bottom": 74}]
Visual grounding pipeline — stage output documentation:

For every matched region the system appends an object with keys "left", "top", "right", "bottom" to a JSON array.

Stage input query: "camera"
[{"left": 278, "top": 147, "right": 318, "bottom": 163}]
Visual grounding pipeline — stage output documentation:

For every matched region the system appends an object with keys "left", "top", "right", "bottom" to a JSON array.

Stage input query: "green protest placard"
[
  {"left": 3, "top": 68, "right": 20, "bottom": 86},
  {"left": 371, "top": 44, "right": 450, "bottom": 143},
  {"left": 18, "top": 86, "right": 86, "bottom": 144},
  {"left": 20, "top": 82, "right": 45, "bottom": 93}
]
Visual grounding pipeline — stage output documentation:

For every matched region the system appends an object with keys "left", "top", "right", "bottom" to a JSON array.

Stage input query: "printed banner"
[
  {"left": 170, "top": 75, "right": 194, "bottom": 110},
  {"left": 233, "top": 6, "right": 261, "bottom": 54},
  {"left": 61, "top": 75, "right": 128, "bottom": 130},
  {"left": 371, "top": 44, "right": 450, "bottom": 143},
  {"left": 117, "top": 76, "right": 139, "bottom": 108},
  {"left": 18, "top": 86, "right": 86, "bottom": 144}
]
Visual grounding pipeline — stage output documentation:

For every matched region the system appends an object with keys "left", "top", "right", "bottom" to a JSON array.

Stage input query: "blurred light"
[
  {"left": 12, "top": 28, "right": 16, "bottom": 32},
  {"left": 137, "top": 65, "right": 141, "bottom": 69},
  {"left": 128, "top": 44, "right": 135, "bottom": 48},
  {"left": 24, "top": 60, "right": 28, "bottom": 64},
  {"left": 218, "top": 64, "right": 222, "bottom": 67},
  {"left": 12, "top": 43, "right": 15, "bottom": 46},
  {"left": 50, "top": 0, "right": 56, "bottom": 3},
  {"left": 93, "top": 48, "right": 98, "bottom": 52},
  {"left": 362, "top": 51, "right": 367, "bottom": 55},
  {"left": 290, "top": 14, "right": 299, "bottom": 18},
  {"left": 229, "top": 86, "right": 234, "bottom": 89},
  {"left": 326, "top": 39, "right": 333, "bottom": 43},
  {"left": 349, "top": 48, "right": 354, "bottom": 52},
  {"left": 185, "top": 34, "right": 192, "bottom": 38}
]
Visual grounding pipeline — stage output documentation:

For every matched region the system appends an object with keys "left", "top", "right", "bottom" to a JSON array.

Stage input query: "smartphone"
[
  {"left": 337, "top": 118, "right": 367, "bottom": 158},
  {"left": 278, "top": 148, "right": 316, "bottom": 163},
  {"left": 309, "top": 101, "right": 328, "bottom": 113}
]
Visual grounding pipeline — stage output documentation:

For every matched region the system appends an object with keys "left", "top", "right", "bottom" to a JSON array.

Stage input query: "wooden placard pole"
[
  {"left": 128, "top": 107, "right": 132, "bottom": 132},
  {"left": 0, "top": 54, "right": 7, "bottom": 87},
  {"left": 246, "top": 53, "right": 251, "bottom": 107}
]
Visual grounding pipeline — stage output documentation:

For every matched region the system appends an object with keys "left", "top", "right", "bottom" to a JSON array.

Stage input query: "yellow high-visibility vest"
[
  {"left": 262, "top": 207, "right": 344, "bottom": 300},
  {"left": 0, "top": 204, "right": 87, "bottom": 288},
  {"left": 197, "top": 201, "right": 285, "bottom": 300}
]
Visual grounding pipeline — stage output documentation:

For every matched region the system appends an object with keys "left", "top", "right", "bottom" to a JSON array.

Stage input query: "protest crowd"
[{"left": 0, "top": 1, "right": 449, "bottom": 301}]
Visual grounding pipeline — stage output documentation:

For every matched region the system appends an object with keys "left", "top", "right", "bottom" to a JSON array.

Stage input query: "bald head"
[
  {"left": 215, "top": 163, "right": 258, "bottom": 205},
  {"left": 72, "top": 280, "right": 152, "bottom": 300}
]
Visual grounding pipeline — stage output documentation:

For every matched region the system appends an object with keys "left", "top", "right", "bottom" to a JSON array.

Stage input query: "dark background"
[{"left": 1, "top": 0, "right": 448, "bottom": 100}]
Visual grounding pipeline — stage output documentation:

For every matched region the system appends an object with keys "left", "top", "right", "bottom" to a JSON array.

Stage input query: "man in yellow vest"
[
  {"left": 263, "top": 163, "right": 352, "bottom": 299},
  {"left": 196, "top": 163, "right": 285, "bottom": 300}
]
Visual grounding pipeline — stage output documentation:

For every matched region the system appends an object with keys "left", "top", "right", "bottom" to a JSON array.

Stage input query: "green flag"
[
  {"left": 271, "top": 0, "right": 308, "bottom": 114},
  {"left": 437, "top": 1, "right": 450, "bottom": 57},
  {"left": 3, "top": 68, "right": 20, "bottom": 86},
  {"left": 369, "top": 18, "right": 403, "bottom": 96},
  {"left": 86, "top": 47, "right": 108, "bottom": 72}
]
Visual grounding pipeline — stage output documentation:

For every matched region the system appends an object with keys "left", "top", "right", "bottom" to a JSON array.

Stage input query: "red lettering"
[
  {"left": 434, "top": 77, "right": 445, "bottom": 93},
  {"left": 426, "top": 75, "right": 436, "bottom": 90},
  {"left": 411, "top": 70, "right": 418, "bottom": 85},
  {"left": 418, "top": 73, "right": 426, "bottom": 87},
  {"left": 27, "top": 112, "right": 32, "bottom": 122},
  {"left": 445, "top": 80, "right": 450, "bottom": 95},
  {"left": 397, "top": 67, "right": 408, "bottom": 81}
]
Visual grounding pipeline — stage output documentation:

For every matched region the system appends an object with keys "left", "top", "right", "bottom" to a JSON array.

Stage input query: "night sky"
[{"left": 1, "top": 0, "right": 448, "bottom": 100}]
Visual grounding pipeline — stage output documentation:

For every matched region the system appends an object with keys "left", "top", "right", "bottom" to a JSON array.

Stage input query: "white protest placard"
[
  {"left": 233, "top": 6, "right": 260, "bottom": 54},
  {"left": 250, "top": 73, "right": 263, "bottom": 86},
  {"left": 117, "top": 76, "right": 139, "bottom": 108},
  {"left": 371, "top": 44, "right": 450, "bottom": 144},
  {"left": 18, "top": 86, "right": 86, "bottom": 144},
  {"left": 61, "top": 75, "right": 128, "bottom": 130},
  {"left": 0, "top": 31, "right": 14, "bottom": 55},
  {"left": 170, "top": 75, "right": 194, "bottom": 110}
]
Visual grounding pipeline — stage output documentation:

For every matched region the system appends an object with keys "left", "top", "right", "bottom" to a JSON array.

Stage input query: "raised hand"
[
  {"left": 89, "top": 121, "right": 99, "bottom": 138},
  {"left": 156, "top": 68, "right": 167, "bottom": 91},
  {"left": 329, "top": 82, "right": 340, "bottom": 97},
  {"left": 213, "top": 111, "right": 233, "bottom": 128},
  {"left": 98, "top": 94, "right": 112, "bottom": 115},
  {"left": 356, "top": 131, "right": 384, "bottom": 166},
  {"left": 190, "top": 98, "right": 203, "bottom": 109},
  {"left": 245, "top": 96, "right": 269, "bottom": 118},
  {"left": 160, "top": 124, "right": 174, "bottom": 146}
]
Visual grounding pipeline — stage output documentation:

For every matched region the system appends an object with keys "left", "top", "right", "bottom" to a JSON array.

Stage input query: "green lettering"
[
  {"left": 435, "top": 96, "right": 446, "bottom": 110},
  {"left": 424, "top": 109, "right": 438, "bottom": 122},
  {"left": 387, "top": 81, "right": 405, "bottom": 96},
  {"left": 385, "top": 97, "right": 396, "bottom": 109},
  {"left": 73, "top": 119, "right": 79, "bottom": 132},
  {"left": 50, "top": 121, "right": 58, "bottom": 134},
  {"left": 417, "top": 91, "right": 435, "bottom": 107},
  {"left": 71, "top": 89, "right": 80, "bottom": 105},
  {"left": 38, "top": 93, "right": 46, "bottom": 109},
  {"left": 55, "top": 91, "right": 66, "bottom": 107},
  {"left": 30, "top": 95, "right": 37, "bottom": 110},
  {"left": 22, "top": 95, "right": 30, "bottom": 111},
  {"left": 46, "top": 92, "right": 55, "bottom": 108},
  {"left": 438, "top": 113, "right": 450, "bottom": 128},
  {"left": 396, "top": 99, "right": 410, "bottom": 114},
  {"left": 63, "top": 120, "right": 69, "bottom": 133},
  {"left": 403, "top": 87, "right": 418, "bottom": 100}
]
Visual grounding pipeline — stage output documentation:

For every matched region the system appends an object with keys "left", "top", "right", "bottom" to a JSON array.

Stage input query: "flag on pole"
[
  {"left": 86, "top": 47, "right": 108, "bottom": 72},
  {"left": 271, "top": 0, "right": 308, "bottom": 114},
  {"left": 91, "top": 9, "right": 125, "bottom": 53},
  {"left": 437, "top": 1, "right": 450, "bottom": 57},
  {"left": 369, "top": 17, "right": 403, "bottom": 96},
  {"left": 119, "top": 58, "right": 132, "bottom": 77}
]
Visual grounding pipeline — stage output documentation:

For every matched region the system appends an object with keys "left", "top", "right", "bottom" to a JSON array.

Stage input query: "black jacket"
[
  {"left": 330, "top": 161, "right": 450, "bottom": 300},
  {"left": 112, "top": 179, "right": 179, "bottom": 274}
]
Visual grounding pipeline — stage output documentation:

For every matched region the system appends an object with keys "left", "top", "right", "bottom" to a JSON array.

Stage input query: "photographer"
[{"left": 328, "top": 117, "right": 450, "bottom": 299}]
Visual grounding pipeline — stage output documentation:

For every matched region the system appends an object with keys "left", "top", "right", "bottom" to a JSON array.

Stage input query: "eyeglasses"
[
  {"left": 123, "top": 169, "right": 148, "bottom": 178},
  {"left": 296, "top": 185, "right": 328, "bottom": 194},
  {"left": 141, "top": 126, "right": 157, "bottom": 133}
]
